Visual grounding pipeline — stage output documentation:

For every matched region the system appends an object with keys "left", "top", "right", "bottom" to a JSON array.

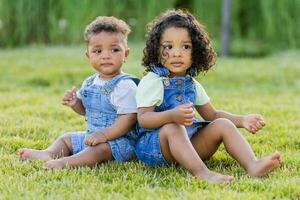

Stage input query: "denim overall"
[
  {"left": 135, "top": 66, "right": 209, "bottom": 166},
  {"left": 71, "top": 73, "right": 139, "bottom": 162}
]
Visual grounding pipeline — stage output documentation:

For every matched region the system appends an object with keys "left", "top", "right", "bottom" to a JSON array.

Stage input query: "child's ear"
[
  {"left": 125, "top": 48, "right": 130, "bottom": 59},
  {"left": 85, "top": 50, "right": 89, "bottom": 59}
]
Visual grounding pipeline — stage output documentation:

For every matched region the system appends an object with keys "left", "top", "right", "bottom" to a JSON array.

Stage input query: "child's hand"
[
  {"left": 62, "top": 86, "right": 78, "bottom": 107},
  {"left": 242, "top": 114, "right": 265, "bottom": 134},
  {"left": 170, "top": 103, "right": 194, "bottom": 126},
  {"left": 85, "top": 132, "right": 108, "bottom": 146}
]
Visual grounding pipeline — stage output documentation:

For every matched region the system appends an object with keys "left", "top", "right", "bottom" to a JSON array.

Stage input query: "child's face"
[
  {"left": 86, "top": 31, "right": 129, "bottom": 80},
  {"left": 159, "top": 27, "right": 192, "bottom": 77}
]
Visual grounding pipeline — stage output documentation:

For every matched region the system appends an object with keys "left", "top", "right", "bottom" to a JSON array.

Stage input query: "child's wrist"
[
  {"left": 240, "top": 116, "right": 246, "bottom": 127},
  {"left": 102, "top": 132, "right": 109, "bottom": 142},
  {"left": 166, "top": 109, "right": 175, "bottom": 123}
]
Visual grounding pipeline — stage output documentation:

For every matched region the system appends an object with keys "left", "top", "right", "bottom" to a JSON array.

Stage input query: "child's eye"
[
  {"left": 162, "top": 44, "right": 172, "bottom": 50},
  {"left": 111, "top": 48, "right": 120, "bottom": 53},
  {"left": 183, "top": 44, "right": 191, "bottom": 50},
  {"left": 94, "top": 49, "right": 102, "bottom": 54}
]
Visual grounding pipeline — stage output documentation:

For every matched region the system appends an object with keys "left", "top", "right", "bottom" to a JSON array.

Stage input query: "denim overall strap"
[
  {"left": 130, "top": 76, "right": 140, "bottom": 86},
  {"left": 187, "top": 67, "right": 197, "bottom": 77},
  {"left": 150, "top": 66, "right": 170, "bottom": 77},
  {"left": 83, "top": 74, "right": 97, "bottom": 87},
  {"left": 99, "top": 74, "right": 134, "bottom": 96},
  {"left": 150, "top": 65, "right": 197, "bottom": 77}
]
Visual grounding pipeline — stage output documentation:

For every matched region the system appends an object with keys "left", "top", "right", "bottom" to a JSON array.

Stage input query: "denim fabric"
[
  {"left": 136, "top": 66, "right": 209, "bottom": 166},
  {"left": 71, "top": 131, "right": 137, "bottom": 162},
  {"left": 71, "top": 132, "right": 86, "bottom": 154},
  {"left": 70, "top": 73, "right": 138, "bottom": 162}
]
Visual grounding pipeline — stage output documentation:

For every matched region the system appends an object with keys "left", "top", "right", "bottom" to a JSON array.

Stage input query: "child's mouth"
[
  {"left": 100, "top": 63, "right": 113, "bottom": 67},
  {"left": 171, "top": 62, "right": 184, "bottom": 67}
]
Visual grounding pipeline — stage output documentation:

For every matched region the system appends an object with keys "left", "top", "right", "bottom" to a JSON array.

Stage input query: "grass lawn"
[{"left": 0, "top": 43, "right": 299, "bottom": 199}]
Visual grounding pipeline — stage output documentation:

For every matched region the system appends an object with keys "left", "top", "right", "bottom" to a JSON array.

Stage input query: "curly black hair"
[
  {"left": 84, "top": 16, "right": 131, "bottom": 46},
  {"left": 142, "top": 9, "right": 216, "bottom": 75}
]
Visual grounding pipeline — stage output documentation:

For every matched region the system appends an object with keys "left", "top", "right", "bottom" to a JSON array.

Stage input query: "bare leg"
[
  {"left": 159, "top": 123, "right": 234, "bottom": 184},
  {"left": 44, "top": 143, "right": 113, "bottom": 170},
  {"left": 18, "top": 133, "right": 73, "bottom": 161},
  {"left": 191, "top": 118, "right": 281, "bottom": 177}
]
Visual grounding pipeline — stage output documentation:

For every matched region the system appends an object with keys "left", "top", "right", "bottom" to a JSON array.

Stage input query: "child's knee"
[
  {"left": 59, "top": 133, "right": 72, "bottom": 141},
  {"left": 213, "top": 118, "right": 236, "bottom": 131},
  {"left": 59, "top": 133, "right": 73, "bottom": 146},
  {"left": 160, "top": 123, "right": 186, "bottom": 138},
  {"left": 94, "top": 143, "right": 112, "bottom": 157}
]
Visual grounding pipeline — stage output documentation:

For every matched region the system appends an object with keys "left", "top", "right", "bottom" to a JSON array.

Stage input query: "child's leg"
[
  {"left": 159, "top": 123, "right": 234, "bottom": 184},
  {"left": 190, "top": 118, "right": 281, "bottom": 177},
  {"left": 18, "top": 133, "right": 73, "bottom": 161},
  {"left": 44, "top": 143, "right": 113, "bottom": 170}
]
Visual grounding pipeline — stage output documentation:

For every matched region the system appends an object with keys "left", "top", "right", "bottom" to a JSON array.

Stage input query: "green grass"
[{"left": 0, "top": 44, "right": 299, "bottom": 199}]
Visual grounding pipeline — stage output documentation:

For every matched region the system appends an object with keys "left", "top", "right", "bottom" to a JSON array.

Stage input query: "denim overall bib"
[
  {"left": 135, "top": 66, "right": 209, "bottom": 166},
  {"left": 71, "top": 73, "right": 138, "bottom": 162}
]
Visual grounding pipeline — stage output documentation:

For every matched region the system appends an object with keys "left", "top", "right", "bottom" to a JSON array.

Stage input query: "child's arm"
[
  {"left": 138, "top": 103, "right": 194, "bottom": 129},
  {"left": 196, "top": 102, "right": 265, "bottom": 134},
  {"left": 70, "top": 99, "right": 85, "bottom": 115},
  {"left": 85, "top": 113, "right": 136, "bottom": 146},
  {"left": 62, "top": 87, "right": 85, "bottom": 115}
]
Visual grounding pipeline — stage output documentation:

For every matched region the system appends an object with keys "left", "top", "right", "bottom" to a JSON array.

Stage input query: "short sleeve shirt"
[
  {"left": 136, "top": 72, "right": 210, "bottom": 108},
  {"left": 77, "top": 74, "right": 137, "bottom": 114}
]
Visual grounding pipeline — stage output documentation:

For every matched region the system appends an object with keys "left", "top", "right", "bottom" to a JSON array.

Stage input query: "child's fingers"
[
  {"left": 63, "top": 94, "right": 73, "bottom": 102},
  {"left": 178, "top": 103, "right": 193, "bottom": 109},
  {"left": 92, "top": 140, "right": 99, "bottom": 146},
  {"left": 256, "top": 115, "right": 265, "bottom": 124},
  {"left": 71, "top": 86, "right": 77, "bottom": 92},
  {"left": 247, "top": 125, "right": 254, "bottom": 133},
  {"left": 90, "top": 138, "right": 98, "bottom": 146},
  {"left": 259, "top": 120, "right": 265, "bottom": 127},
  {"left": 184, "top": 120, "right": 193, "bottom": 126},
  {"left": 62, "top": 95, "right": 73, "bottom": 101},
  {"left": 69, "top": 87, "right": 77, "bottom": 96},
  {"left": 84, "top": 138, "right": 91, "bottom": 146},
  {"left": 184, "top": 113, "right": 194, "bottom": 119},
  {"left": 62, "top": 96, "right": 74, "bottom": 104},
  {"left": 181, "top": 107, "right": 194, "bottom": 114},
  {"left": 254, "top": 122, "right": 263, "bottom": 129},
  {"left": 250, "top": 126, "right": 258, "bottom": 133},
  {"left": 62, "top": 100, "right": 69, "bottom": 105}
]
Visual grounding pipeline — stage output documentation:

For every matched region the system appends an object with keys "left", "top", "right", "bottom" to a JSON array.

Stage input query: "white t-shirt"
[
  {"left": 136, "top": 72, "right": 210, "bottom": 108},
  {"left": 77, "top": 75, "right": 137, "bottom": 114}
]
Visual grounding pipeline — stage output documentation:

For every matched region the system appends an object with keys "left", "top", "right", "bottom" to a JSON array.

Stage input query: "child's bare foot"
[
  {"left": 43, "top": 159, "right": 66, "bottom": 170},
  {"left": 248, "top": 151, "right": 281, "bottom": 177},
  {"left": 18, "top": 148, "right": 52, "bottom": 161},
  {"left": 195, "top": 170, "right": 234, "bottom": 184}
]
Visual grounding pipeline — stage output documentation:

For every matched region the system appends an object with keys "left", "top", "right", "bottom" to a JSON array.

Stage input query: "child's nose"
[
  {"left": 172, "top": 48, "right": 182, "bottom": 57},
  {"left": 100, "top": 50, "right": 110, "bottom": 58}
]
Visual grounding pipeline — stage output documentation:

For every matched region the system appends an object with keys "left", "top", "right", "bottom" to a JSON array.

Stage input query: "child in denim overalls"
[
  {"left": 135, "top": 10, "right": 281, "bottom": 184},
  {"left": 19, "top": 16, "right": 138, "bottom": 169}
]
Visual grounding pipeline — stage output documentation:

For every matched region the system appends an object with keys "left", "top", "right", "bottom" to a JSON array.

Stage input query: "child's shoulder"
[
  {"left": 192, "top": 77, "right": 205, "bottom": 85},
  {"left": 117, "top": 78, "right": 137, "bottom": 87},
  {"left": 81, "top": 73, "right": 98, "bottom": 87},
  {"left": 140, "top": 71, "right": 161, "bottom": 82},
  {"left": 112, "top": 74, "right": 140, "bottom": 91},
  {"left": 113, "top": 77, "right": 138, "bottom": 97},
  {"left": 122, "top": 74, "right": 140, "bottom": 86},
  {"left": 137, "top": 72, "right": 164, "bottom": 91}
]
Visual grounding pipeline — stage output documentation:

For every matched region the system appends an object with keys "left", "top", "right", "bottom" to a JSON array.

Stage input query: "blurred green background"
[
  {"left": 0, "top": 0, "right": 299, "bottom": 57},
  {"left": 0, "top": 2, "right": 299, "bottom": 199}
]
